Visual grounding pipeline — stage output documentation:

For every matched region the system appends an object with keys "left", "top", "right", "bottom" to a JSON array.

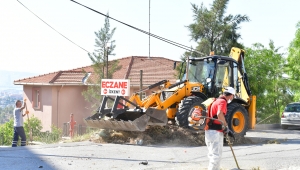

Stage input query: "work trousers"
[
  {"left": 12, "top": 126, "right": 26, "bottom": 147},
  {"left": 205, "top": 130, "right": 224, "bottom": 170}
]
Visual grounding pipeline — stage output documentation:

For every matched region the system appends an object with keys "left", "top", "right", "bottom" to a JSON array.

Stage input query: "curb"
[{"left": 253, "top": 123, "right": 280, "bottom": 130}]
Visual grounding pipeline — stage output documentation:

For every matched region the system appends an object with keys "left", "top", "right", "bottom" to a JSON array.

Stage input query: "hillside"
[{"left": 0, "top": 70, "right": 37, "bottom": 90}]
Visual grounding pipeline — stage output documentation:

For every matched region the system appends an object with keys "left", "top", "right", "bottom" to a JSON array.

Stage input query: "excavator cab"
[
  {"left": 186, "top": 56, "right": 237, "bottom": 98},
  {"left": 185, "top": 50, "right": 252, "bottom": 102}
]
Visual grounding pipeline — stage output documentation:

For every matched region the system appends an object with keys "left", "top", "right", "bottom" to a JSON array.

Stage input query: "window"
[
  {"left": 187, "top": 60, "right": 215, "bottom": 84},
  {"left": 285, "top": 104, "right": 300, "bottom": 112},
  {"left": 32, "top": 87, "right": 41, "bottom": 109},
  {"left": 233, "top": 63, "right": 240, "bottom": 93},
  {"left": 215, "top": 60, "right": 232, "bottom": 88},
  {"left": 212, "top": 60, "right": 233, "bottom": 97}
]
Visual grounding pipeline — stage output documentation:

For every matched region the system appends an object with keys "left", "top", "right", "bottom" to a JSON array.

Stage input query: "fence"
[{"left": 62, "top": 123, "right": 97, "bottom": 137}]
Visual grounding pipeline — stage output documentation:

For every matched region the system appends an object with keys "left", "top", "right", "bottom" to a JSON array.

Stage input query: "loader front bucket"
[{"left": 85, "top": 108, "right": 168, "bottom": 131}]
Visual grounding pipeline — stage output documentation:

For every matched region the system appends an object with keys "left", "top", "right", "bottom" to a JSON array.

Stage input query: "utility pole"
[
  {"left": 106, "top": 42, "right": 111, "bottom": 79},
  {"left": 140, "top": 70, "right": 143, "bottom": 99},
  {"left": 106, "top": 46, "right": 109, "bottom": 79},
  {"left": 148, "top": 0, "right": 150, "bottom": 59}
]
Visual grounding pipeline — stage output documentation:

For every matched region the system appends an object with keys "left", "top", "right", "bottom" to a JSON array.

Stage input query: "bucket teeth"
[
  {"left": 85, "top": 108, "right": 168, "bottom": 131},
  {"left": 85, "top": 114, "right": 150, "bottom": 131}
]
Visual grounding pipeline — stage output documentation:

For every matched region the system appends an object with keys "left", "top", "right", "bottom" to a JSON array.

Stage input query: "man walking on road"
[
  {"left": 12, "top": 100, "right": 27, "bottom": 147},
  {"left": 205, "top": 87, "right": 235, "bottom": 170}
]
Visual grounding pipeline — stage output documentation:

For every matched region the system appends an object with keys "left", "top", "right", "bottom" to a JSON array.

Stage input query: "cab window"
[{"left": 285, "top": 104, "right": 300, "bottom": 112}]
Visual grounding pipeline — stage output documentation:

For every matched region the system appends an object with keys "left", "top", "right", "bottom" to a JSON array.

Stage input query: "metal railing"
[{"left": 62, "top": 123, "right": 97, "bottom": 137}]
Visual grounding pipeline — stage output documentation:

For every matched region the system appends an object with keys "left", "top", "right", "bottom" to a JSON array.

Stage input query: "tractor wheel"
[
  {"left": 176, "top": 96, "right": 204, "bottom": 127},
  {"left": 226, "top": 103, "right": 249, "bottom": 137}
]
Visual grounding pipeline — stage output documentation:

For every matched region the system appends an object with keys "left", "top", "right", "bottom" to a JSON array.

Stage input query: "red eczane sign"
[{"left": 101, "top": 79, "right": 130, "bottom": 96}]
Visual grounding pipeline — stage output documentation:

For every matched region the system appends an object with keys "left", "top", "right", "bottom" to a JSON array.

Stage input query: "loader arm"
[
  {"left": 131, "top": 80, "right": 204, "bottom": 111},
  {"left": 85, "top": 80, "right": 205, "bottom": 131},
  {"left": 126, "top": 80, "right": 172, "bottom": 108}
]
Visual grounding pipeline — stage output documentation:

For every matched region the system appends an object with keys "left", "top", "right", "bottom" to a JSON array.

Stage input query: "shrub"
[
  {"left": 0, "top": 116, "right": 65, "bottom": 145},
  {"left": 24, "top": 115, "right": 43, "bottom": 140},
  {"left": 0, "top": 119, "right": 14, "bottom": 145}
]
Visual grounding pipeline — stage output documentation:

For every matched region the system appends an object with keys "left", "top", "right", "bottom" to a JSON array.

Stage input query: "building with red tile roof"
[{"left": 14, "top": 56, "right": 179, "bottom": 133}]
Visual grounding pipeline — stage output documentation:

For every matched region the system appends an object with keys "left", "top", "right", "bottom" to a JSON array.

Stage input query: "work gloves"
[{"left": 223, "top": 126, "right": 235, "bottom": 141}]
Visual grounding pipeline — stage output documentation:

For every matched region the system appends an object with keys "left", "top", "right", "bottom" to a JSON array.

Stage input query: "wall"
[
  {"left": 23, "top": 85, "right": 92, "bottom": 132},
  {"left": 23, "top": 85, "right": 52, "bottom": 132},
  {"left": 51, "top": 86, "right": 60, "bottom": 130},
  {"left": 22, "top": 84, "right": 156, "bottom": 132},
  {"left": 55, "top": 85, "right": 92, "bottom": 130}
]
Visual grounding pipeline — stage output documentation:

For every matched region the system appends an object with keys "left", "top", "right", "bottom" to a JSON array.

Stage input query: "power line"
[
  {"left": 149, "top": 0, "right": 150, "bottom": 59},
  {"left": 16, "top": 0, "right": 182, "bottom": 73},
  {"left": 70, "top": 0, "right": 206, "bottom": 56},
  {"left": 17, "top": 0, "right": 90, "bottom": 53}
]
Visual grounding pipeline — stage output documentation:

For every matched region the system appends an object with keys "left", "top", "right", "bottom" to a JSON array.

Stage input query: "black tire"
[
  {"left": 281, "top": 125, "right": 288, "bottom": 130},
  {"left": 176, "top": 96, "right": 204, "bottom": 127},
  {"left": 226, "top": 103, "right": 249, "bottom": 137}
]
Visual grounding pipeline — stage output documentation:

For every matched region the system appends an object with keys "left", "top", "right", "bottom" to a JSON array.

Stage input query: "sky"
[{"left": 0, "top": 0, "right": 300, "bottom": 75}]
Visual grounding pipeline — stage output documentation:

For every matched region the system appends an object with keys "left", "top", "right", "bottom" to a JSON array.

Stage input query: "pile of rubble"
[{"left": 89, "top": 125, "right": 254, "bottom": 146}]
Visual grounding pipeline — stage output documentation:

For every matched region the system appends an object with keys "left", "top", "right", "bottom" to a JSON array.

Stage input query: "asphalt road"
[{"left": 1, "top": 126, "right": 300, "bottom": 170}]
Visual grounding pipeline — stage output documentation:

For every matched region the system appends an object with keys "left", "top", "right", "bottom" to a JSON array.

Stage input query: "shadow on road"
[{"left": 0, "top": 146, "right": 55, "bottom": 169}]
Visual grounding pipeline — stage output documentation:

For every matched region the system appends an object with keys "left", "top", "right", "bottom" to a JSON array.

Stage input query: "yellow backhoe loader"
[{"left": 85, "top": 47, "right": 256, "bottom": 137}]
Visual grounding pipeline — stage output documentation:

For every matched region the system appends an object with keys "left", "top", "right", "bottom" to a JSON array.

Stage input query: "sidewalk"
[
  {"left": 246, "top": 124, "right": 300, "bottom": 144},
  {"left": 253, "top": 123, "right": 280, "bottom": 130}
]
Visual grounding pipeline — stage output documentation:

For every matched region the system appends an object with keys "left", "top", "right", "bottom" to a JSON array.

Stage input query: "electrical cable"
[
  {"left": 17, "top": 0, "right": 90, "bottom": 53},
  {"left": 70, "top": 0, "right": 206, "bottom": 56},
  {"left": 17, "top": 0, "right": 194, "bottom": 68}
]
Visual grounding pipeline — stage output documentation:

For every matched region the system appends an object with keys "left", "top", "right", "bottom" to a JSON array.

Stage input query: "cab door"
[{"left": 212, "top": 59, "right": 234, "bottom": 97}]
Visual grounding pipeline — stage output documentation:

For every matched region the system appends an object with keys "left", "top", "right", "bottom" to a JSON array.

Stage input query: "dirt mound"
[
  {"left": 90, "top": 125, "right": 205, "bottom": 146},
  {"left": 89, "top": 125, "right": 254, "bottom": 146}
]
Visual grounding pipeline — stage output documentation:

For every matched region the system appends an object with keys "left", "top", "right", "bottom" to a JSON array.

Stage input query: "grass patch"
[{"left": 63, "top": 130, "right": 97, "bottom": 143}]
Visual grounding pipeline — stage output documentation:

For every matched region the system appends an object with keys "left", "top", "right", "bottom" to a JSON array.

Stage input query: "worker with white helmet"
[{"left": 205, "top": 87, "right": 235, "bottom": 170}]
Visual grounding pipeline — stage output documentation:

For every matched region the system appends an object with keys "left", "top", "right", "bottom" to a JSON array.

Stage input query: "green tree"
[
  {"left": 286, "top": 21, "right": 300, "bottom": 101},
  {"left": 245, "top": 41, "right": 292, "bottom": 123},
  {"left": 82, "top": 13, "right": 119, "bottom": 112},
  {"left": 0, "top": 119, "right": 13, "bottom": 145},
  {"left": 187, "top": 0, "right": 249, "bottom": 56}
]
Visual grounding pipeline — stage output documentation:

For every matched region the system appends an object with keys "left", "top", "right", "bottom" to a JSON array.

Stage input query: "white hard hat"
[{"left": 224, "top": 87, "right": 236, "bottom": 95}]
